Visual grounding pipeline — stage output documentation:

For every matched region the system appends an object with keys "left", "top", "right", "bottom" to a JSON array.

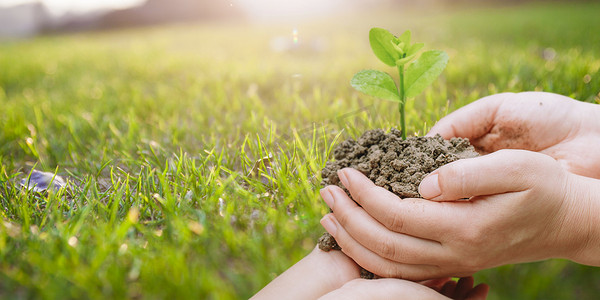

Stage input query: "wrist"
[{"left": 562, "top": 174, "right": 600, "bottom": 266}]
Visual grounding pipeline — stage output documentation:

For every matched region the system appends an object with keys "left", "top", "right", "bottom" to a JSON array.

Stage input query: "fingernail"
[
  {"left": 419, "top": 173, "right": 441, "bottom": 199},
  {"left": 320, "top": 215, "right": 337, "bottom": 236},
  {"left": 320, "top": 188, "right": 335, "bottom": 210},
  {"left": 337, "top": 169, "right": 349, "bottom": 188}
]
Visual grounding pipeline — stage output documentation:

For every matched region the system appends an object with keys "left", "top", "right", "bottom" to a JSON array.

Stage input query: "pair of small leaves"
[
  {"left": 369, "top": 28, "right": 424, "bottom": 67},
  {"left": 352, "top": 28, "right": 449, "bottom": 102},
  {"left": 351, "top": 50, "right": 449, "bottom": 102}
]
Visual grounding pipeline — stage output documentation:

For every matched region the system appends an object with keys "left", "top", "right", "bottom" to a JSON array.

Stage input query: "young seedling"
[{"left": 351, "top": 28, "right": 449, "bottom": 140}]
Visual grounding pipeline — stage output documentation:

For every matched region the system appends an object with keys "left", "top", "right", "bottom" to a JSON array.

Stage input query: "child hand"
[
  {"left": 320, "top": 150, "right": 600, "bottom": 279},
  {"left": 428, "top": 92, "right": 600, "bottom": 178},
  {"left": 251, "top": 246, "right": 361, "bottom": 300},
  {"left": 253, "top": 247, "right": 489, "bottom": 299},
  {"left": 320, "top": 276, "right": 489, "bottom": 300}
]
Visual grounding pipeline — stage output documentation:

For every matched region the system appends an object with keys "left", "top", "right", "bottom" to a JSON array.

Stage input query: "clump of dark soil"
[{"left": 318, "top": 128, "right": 478, "bottom": 278}]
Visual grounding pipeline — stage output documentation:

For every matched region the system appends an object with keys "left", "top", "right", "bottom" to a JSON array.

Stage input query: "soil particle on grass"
[{"left": 318, "top": 128, "right": 478, "bottom": 278}]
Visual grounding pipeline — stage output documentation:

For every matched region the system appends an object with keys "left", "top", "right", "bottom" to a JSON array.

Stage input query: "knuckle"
[
  {"left": 375, "top": 236, "right": 397, "bottom": 259},
  {"left": 455, "top": 229, "right": 489, "bottom": 271},
  {"left": 437, "top": 163, "right": 465, "bottom": 198},
  {"left": 386, "top": 211, "right": 405, "bottom": 232},
  {"left": 462, "top": 255, "right": 484, "bottom": 272},
  {"left": 454, "top": 220, "right": 485, "bottom": 246},
  {"left": 335, "top": 207, "right": 352, "bottom": 225},
  {"left": 499, "top": 150, "right": 557, "bottom": 185},
  {"left": 379, "top": 208, "right": 406, "bottom": 232},
  {"left": 374, "top": 263, "right": 400, "bottom": 279},
  {"left": 335, "top": 205, "right": 361, "bottom": 227},
  {"left": 462, "top": 224, "right": 484, "bottom": 245}
]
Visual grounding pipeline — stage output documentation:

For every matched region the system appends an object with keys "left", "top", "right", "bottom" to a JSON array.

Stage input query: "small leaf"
[
  {"left": 369, "top": 28, "right": 399, "bottom": 67},
  {"left": 397, "top": 30, "right": 411, "bottom": 46},
  {"left": 405, "top": 50, "right": 449, "bottom": 98},
  {"left": 407, "top": 42, "right": 424, "bottom": 56},
  {"left": 351, "top": 70, "right": 400, "bottom": 102}
]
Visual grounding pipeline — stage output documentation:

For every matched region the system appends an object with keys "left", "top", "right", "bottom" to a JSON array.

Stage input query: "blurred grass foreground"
[{"left": 1, "top": 0, "right": 600, "bottom": 299}]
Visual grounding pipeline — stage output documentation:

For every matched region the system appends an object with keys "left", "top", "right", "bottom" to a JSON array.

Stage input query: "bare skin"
[
  {"left": 319, "top": 92, "right": 600, "bottom": 279},
  {"left": 321, "top": 276, "right": 488, "bottom": 300},
  {"left": 252, "top": 246, "right": 489, "bottom": 299},
  {"left": 251, "top": 246, "right": 360, "bottom": 300},
  {"left": 427, "top": 92, "right": 600, "bottom": 178}
]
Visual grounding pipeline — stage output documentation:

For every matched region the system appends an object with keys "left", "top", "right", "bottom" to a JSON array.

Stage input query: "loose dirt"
[{"left": 318, "top": 128, "right": 478, "bottom": 278}]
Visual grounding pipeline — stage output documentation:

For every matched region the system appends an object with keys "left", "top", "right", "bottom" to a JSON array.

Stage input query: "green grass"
[{"left": 1, "top": 2, "right": 600, "bottom": 299}]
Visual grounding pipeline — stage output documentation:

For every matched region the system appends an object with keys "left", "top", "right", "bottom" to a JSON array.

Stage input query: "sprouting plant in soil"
[
  {"left": 350, "top": 28, "right": 449, "bottom": 140},
  {"left": 318, "top": 28, "right": 478, "bottom": 279}
]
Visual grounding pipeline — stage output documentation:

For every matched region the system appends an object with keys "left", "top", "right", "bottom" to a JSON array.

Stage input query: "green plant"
[
  {"left": 1, "top": 3, "right": 600, "bottom": 298},
  {"left": 351, "top": 28, "right": 449, "bottom": 139}
]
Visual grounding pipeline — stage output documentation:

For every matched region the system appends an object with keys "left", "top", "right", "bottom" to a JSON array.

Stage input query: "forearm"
[{"left": 251, "top": 247, "right": 361, "bottom": 300}]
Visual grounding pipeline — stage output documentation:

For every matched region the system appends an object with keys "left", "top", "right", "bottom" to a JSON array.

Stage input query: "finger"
[
  {"left": 465, "top": 283, "right": 490, "bottom": 300},
  {"left": 420, "top": 277, "right": 453, "bottom": 291},
  {"left": 418, "top": 149, "right": 561, "bottom": 201},
  {"left": 336, "top": 168, "right": 458, "bottom": 239},
  {"left": 322, "top": 185, "right": 447, "bottom": 264},
  {"left": 453, "top": 277, "right": 474, "bottom": 299},
  {"left": 320, "top": 214, "right": 442, "bottom": 280},
  {"left": 319, "top": 279, "right": 451, "bottom": 300},
  {"left": 427, "top": 93, "right": 506, "bottom": 139},
  {"left": 440, "top": 280, "right": 457, "bottom": 297}
]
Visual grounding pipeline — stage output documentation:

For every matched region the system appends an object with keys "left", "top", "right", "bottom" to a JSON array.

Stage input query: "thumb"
[
  {"left": 418, "top": 149, "right": 561, "bottom": 201},
  {"left": 427, "top": 93, "right": 507, "bottom": 139}
]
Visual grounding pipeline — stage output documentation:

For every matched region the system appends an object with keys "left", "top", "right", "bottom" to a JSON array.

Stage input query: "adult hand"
[
  {"left": 320, "top": 277, "right": 489, "bottom": 300},
  {"left": 320, "top": 150, "right": 600, "bottom": 279},
  {"left": 428, "top": 92, "right": 600, "bottom": 179}
]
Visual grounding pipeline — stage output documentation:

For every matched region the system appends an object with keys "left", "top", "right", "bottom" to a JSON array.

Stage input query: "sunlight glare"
[
  {"left": 0, "top": 0, "right": 146, "bottom": 16},
  {"left": 233, "top": 0, "right": 347, "bottom": 21}
]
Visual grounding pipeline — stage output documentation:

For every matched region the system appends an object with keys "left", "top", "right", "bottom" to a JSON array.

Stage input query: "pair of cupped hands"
[{"left": 319, "top": 92, "right": 600, "bottom": 297}]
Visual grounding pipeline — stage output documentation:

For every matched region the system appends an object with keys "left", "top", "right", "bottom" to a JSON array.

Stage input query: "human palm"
[{"left": 428, "top": 92, "right": 600, "bottom": 178}]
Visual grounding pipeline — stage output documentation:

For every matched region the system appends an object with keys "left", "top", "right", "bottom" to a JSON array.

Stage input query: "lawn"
[{"left": 1, "top": 1, "right": 600, "bottom": 299}]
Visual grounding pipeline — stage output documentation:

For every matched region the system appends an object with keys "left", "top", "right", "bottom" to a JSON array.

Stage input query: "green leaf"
[
  {"left": 407, "top": 42, "right": 424, "bottom": 56},
  {"left": 351, "top": 70, "right": 400, "bottom": 102},
  {"left": 397, "top": 30, "right": 411, "bottom": 46},
  {"left": 369, "top": 28, "right": 399, "bottom": 67},
  {"left": 405, "top": 50, "right": 449, "bottom": 98}
]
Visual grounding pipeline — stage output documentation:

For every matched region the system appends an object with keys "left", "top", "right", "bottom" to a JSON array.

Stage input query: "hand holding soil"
[
  {"left": 317, "top": 129, "right": 479, "bottom": 279},
  {"left": 321, "top": 147, "right": 600, "bottom": 279},
  {"left": 428, "top": 92, "right": 600, "bottom": 179}
]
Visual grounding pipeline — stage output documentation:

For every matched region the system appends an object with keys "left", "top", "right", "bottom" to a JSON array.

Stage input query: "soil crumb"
[
  {"left": 318, "top": 128, "right": 478, "bottom": 278},
  {"left": 317, "top": 232, "right": 341, "bottom": 251}
]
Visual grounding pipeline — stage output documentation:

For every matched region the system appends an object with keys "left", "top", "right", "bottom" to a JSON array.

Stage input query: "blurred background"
[
  {"left": 1, "top": 0, "right": 599, "bottom": 299},
  {"left": 0, "top": 0, "right": 547, "bottom": 38}
]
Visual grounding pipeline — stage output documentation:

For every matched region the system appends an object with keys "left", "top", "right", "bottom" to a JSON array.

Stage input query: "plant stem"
[{"left": 397, "top": 65, "right": 407, "bottom": 140}]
